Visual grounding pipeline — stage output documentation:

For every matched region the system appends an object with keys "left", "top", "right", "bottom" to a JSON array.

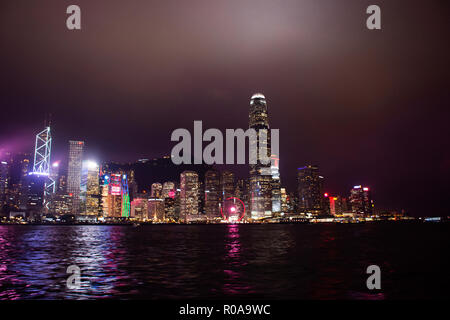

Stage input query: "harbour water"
[{"left": 0, "top": 223, "right": 448, "bottom": 299}]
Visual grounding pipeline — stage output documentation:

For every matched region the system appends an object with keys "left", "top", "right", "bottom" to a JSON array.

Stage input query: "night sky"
[{"left": 0, "top": 0, "right": 449, "bottom": 216}]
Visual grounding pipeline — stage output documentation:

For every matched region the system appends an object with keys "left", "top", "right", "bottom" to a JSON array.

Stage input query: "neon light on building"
[
  {"left": 121, "top": 174, "right": 130, "bottom": 217},
  {"left": 110, "top": 174, "right": 122, "bottom": 195},
  {"left": 329, "top": 196, "right": 336, "bottom": 215}
]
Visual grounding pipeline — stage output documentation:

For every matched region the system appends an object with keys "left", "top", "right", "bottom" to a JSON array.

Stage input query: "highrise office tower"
[
  {"left": 220, "top": 170, "right": 237, "bottom": 219},
  {"left": 180, "top": 171, "right": 199, "bottom": 223},
  {"left": 164, "top": 197, "right": 176, "bottom": 222},
  {"left": 205, "top": 170, "right": 220, "bottom": 221},
  {"left": 24, "top": 174, "right": 45, "bottom": 217},
  {"left": 280, "top": 187, "right": 288, "bottom": 213},
  {"left": 121, "top": 173, "right": 130, "bottom": 218},
  {"left": 100, "top": 174, "right": 110, "bottom": 217},
  {"left": 174, "top": 188, "right": 181, "bottom": 222},
  {"left": 288, "top": 191, "right": 298, "bottom": 213},
  {"left": 57, "top": 174, "right": 67, "bottom": 193},
  {"left": 249, "top": 93, "right": 273, "bottom": 219},
  {"left": 50, "top": 162, "right": 60, "bottom": 190},
  {"left": 0, "top": 152, "right": 11, "bottom": 209},
  {"left": 47, "top": 192, "right": 72, "bottom": 215},
  {"left": 8, "top": 153, "right": 31, "bottom": 212},
  {"left": 271, "top": 154, "right": 281, "bottom": 215},
  {"left": 350, "top": 185, "right": 373, "bottom": 216},
  {"left": 328, "top": 195, "right": 345, "bottom": 216},
  {"left": 101, "top": 173, "right": 129, "bottom": 218},
  {"left": 49, "top": 161, "right": 69, "bottom": 215},
  {"left": 297, "top": 165, "right": 324, "bottom": 215},
  {"left": 128, "top": 170, "right": 138, "bottom": 201},
  {"left": 81, "top": 160, "right": 100, "bottom": 215},
  {"left": 341, "top": 197, "right": 350, "bottom": 212},
  {"left": 220, "top": 170, "right": 235, "bottom": 202},
  {"left": 130, "top": 196, "right": 149, "bottom": 220},
  {"left": 148, "top": 198, "right": 165, "bottom": 221},
  {"left": 235, "top": 178, "right": 250, "bottom": 218},
  {"left": 198, "top": 179, "right": 206, "bottom": 217},
  {"left": 151, "top": 182, "right": 163, "bottom": 198},
  {"left": 67, "top": 141, "right": 84, "bottom": 214},
  {"left": 162, "top": 181, "right": 175, "bottom": 199},
  {"left": 0, "top": 160, "right": 8, "bottom": 212},
  {"left": 31, "top": 126, "right": 55, "bottom": 207},
  {"left": 234, "top": 179, "right": 244, "bottom": 199},
  {"left": 26, "top": 132, "right": 47, "bottom": 215},
  {"left": 322, "top": 192, "right": 331, "bottom": 215}
]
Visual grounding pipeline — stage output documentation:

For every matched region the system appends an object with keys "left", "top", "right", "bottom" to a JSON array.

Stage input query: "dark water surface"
[{"left": 0, "top": 223, "right": 449, "bottom": 300}]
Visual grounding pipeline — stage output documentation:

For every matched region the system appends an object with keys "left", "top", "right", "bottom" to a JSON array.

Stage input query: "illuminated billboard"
[{"left": 109, "top": 174, "right": 122, "bottom": 195}]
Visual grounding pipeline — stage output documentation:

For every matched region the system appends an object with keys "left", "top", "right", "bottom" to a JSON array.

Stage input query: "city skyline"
[
  {"left": 0, "top": 95, "right": 439, "bottom": 218},
  {"left": 0, "top": 93, "right": 409, "bottom": 220},
  {"left": 0, "top": 0, "right": 448, "bottom": 305},
  {"left": 1, "top": 1, "right": 449, "bottom": 217}
]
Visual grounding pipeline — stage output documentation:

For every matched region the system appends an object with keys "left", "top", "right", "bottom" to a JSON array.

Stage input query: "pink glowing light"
[{"left": 220, "top": 197, "right": 246, "bottom": 222}]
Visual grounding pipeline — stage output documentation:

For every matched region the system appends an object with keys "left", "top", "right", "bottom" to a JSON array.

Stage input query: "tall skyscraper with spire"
[
  {"left": 31, "top": 123, "right": 55, "bottom": 210},
  {"left": 249, "top": 93, "right": 273, "bottom": 220}
]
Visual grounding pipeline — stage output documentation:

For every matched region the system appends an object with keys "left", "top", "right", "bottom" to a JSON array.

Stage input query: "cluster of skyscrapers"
[{"left": 0, "top": 93, "right": 375, "bottom": 223}]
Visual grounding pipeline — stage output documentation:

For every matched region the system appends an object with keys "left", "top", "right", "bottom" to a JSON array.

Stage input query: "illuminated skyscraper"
[
  {"left": 205, "top": 169, "right": 220, "bottom": 221},
  {"left": 174, "top": 188, "right": 181, "bottom": 222},
  {"left": 100, "top": 174, "right": 110, "bottom": 217},
  {"left": 50, "top": 161, "right": 60, "bottom": 190},
  {"left": 220, "top": 170, "right": 235, "bottom": 203},
  {"left": 148, "top": 198, "right": 164, "bottom": 222},
  {"left": 280, "top": 187, "right": 288, "bottom": 213},
  {"left": 164, "top": 197, "right": 176, "bottom": 222},
  {"left": 297, "top": 165, "right": 324, "bottom": 215},
  {"left": 220, "top": 170, "right": 240, "bottom": 221},
  {"left": 128, "top": 170, "right": 138, "bottom": 201},
  {"left": 100, "top": 172, "right": 130, "bottom": 218},
  {"left": 350, "top": 185, "right": 373, "bottom": 216},
  {"left": 24, "top": 174, "right": 45, "bottom": 217},
  {"left": 0, "top": 160, "right": 8, "bottom": 212},
  {"left": 121, "top": 174, "right": 130, "bottom": 218},
  {"left": 7, "top": 153, "right": 31, "bottom": 212},
  {"left": 249, "top": 93, "right": 273, "bottom": 219},
  {"left": 234, "top": 178, "right": 250, "bottom": 219},
  {"left": 234, "top": 179, "right": 244, "bottom": 200},
  {"left": 271, "top": 154, "right": 281, "bottom": 215},
  {"left": 328, "top": 195, "right": 346, "bottom": 216},
  {"left": 29, "top": 125, "right": 56, "bottom": 211},
  {"left": 151, "top": 182, "right": 163, "bottom": 198},
  {"left": 57, "top": 174, "right": 66, "bottom": 194},
  {"left": 180, "top": 171, "right": 199, "bottom": 223},
  {"left": 288, "top": 191, "right": 298, "bottom": 213},
  {"left": 67, "top": 141, "right": 84, "bottom": 214},
  {"left": 131, "top": 196, "right": 149, "bottom": 220},
  {"left": 81, "top": 160, "right": 100, "bottom": 215},
  {"left": 46, "top": 160, "right": 70, "bottom": 215},
  {"left": 162, "top": 181, "right": 176, "bottom": 199}
]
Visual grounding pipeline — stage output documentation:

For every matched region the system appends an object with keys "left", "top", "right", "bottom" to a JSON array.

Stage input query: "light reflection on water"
[
  {"left": 0, "top": 223, "right": 448, "bottom": 299},
  {"left": 222, "top": 224, "right": 253, "bottom": 295}
]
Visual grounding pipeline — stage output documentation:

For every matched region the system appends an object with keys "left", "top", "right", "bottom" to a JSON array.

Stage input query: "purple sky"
[{"left": 1, "top": 0, "right": 449, "bottom": 215}]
